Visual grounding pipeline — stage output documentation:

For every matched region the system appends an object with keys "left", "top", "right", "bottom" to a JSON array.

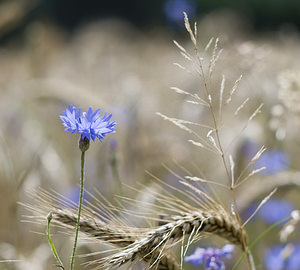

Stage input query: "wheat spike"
[
  {"left": 101, "top": 210, "right": 245, "bottom": 268},
  {"left": 23, "top": 174, "right": 248, "bottom": 269},
  {"left": 48, "top": 208, "right": 180, "bottom": 270},
  {"left": 52, "top": 209, "right": 137, "bottom": 247}
]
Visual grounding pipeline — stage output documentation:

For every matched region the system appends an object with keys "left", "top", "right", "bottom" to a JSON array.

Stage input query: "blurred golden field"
[{"left": 1, "top": 3, "right": 300, "bottom": 269}]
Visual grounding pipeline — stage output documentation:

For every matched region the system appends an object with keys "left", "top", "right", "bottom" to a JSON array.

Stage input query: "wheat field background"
[{"left": 1, "top": 2, "right": 300, "bottom": 269}]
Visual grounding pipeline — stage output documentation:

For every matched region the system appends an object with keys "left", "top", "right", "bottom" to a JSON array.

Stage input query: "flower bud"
[{"left": 79, "top": 136, "right": 90, "bottom": 152}]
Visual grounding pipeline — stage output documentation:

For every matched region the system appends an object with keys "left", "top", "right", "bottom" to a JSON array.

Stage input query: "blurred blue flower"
[
  {"left": 164, "top": 0, "right": 196, "bottom": 23},
  {"left": 242, "top": 141, "right": 289, "bottom": 175},
  {"left": 257, "top": 151, "right": 289, "bottom": 174},
  {"left": 258, "top": 199, "right": 295, "bottom": 224},
  {"left": 60, "top": 105, "right": 116, "bottom": 141},
  {"left": 265, "top": 244, "right": 300, "bottom": 270},
  {"left": 63, "top": 185, "right": 91, "bottom": 207},
  {"left": 185, "top": 244, "right": 235, "bottom": 270}
]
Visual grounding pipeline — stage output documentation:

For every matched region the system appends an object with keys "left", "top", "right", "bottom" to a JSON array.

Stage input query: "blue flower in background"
[
  {"left": 265, "top": 244, "right": 300, "bottom": 270},
  {"left": 258, "top": 199, "right": 295, "bottom": 224},
  {"left": 242, "top": 141, "right": 289, "bottom": 175},
  {"left": 60, "top": 105, "right": 116, "bottom": 141},
  {"left": 257, "top": 150, "right": 289, "bottom": 174},
  {"left": 265, "top": 245, "right": 285, "bottom": 270},
  {"left": 164, "top": 0, "right": 196, "bottom": 23},
  {"left": 185, "top": 244, "right": 235, "bottom": 270},
  {"left": 64, "top": 185, "right": 91, "bottom": 207}
]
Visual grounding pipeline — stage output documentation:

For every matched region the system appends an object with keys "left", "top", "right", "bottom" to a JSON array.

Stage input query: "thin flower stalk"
[
  {"left": 69, "top": 150, "right": 85, "bottom": 270},
  {"left": 59, "top": 105, "right": 116, "bottom": 270}
]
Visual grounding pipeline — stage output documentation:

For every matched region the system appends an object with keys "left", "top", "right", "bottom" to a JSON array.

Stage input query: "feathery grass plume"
[{"left": 156, "top": 12, "right": 270, "bottom": 269}]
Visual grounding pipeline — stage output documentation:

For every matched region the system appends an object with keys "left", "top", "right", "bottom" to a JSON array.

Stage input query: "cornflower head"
[
  {"left": 60, "top": 105, "right": 116, "bottom": 151},
  {"left": 185, "top": 244, "right": 235, "bottom": 270}
]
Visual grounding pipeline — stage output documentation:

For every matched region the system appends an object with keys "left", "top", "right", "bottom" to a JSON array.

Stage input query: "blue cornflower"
[
  {"left": 265, "top": 244, "right": 300, "bottom": 270},
  {"left": 185, "top": 244, "right": 235, "bottom": 270},
  {"left": 60, "top": 105, "right": 116, "bottom": 142},
  {"left": 258, "top": 199, "right": 295, "bottom": 224}
]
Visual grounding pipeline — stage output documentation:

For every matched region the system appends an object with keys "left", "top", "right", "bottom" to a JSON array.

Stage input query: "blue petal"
[
  {"left": 206, "top": 257, "right": 225, "bottom": 270},
  {"left": 60, "top": 105, "right": 116, "bottom": 142},
  {"left": 221, "top": 244, "right": 235, "bottom": 258},
  {"left": 264, "top": 245, "right": 285, "bottom": 270},
  {"left": 184, "top": 247, "right": 205, "bottom": 266},
  {"left": 185, "top": 245, "right": 234, "bottom": 269}
]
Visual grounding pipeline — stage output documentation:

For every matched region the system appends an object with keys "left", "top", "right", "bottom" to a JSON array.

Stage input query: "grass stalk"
[{"left": 46, "top": 212, "right": 65, "bottom": 269}]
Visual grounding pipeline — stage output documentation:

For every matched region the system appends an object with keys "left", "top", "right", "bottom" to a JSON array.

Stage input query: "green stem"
[
  {"left": 70, "top": 151, "right": 85, "bottom": 270},
  {"left": 46, "top": 212, "right": 65, "bottom": 269}
]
